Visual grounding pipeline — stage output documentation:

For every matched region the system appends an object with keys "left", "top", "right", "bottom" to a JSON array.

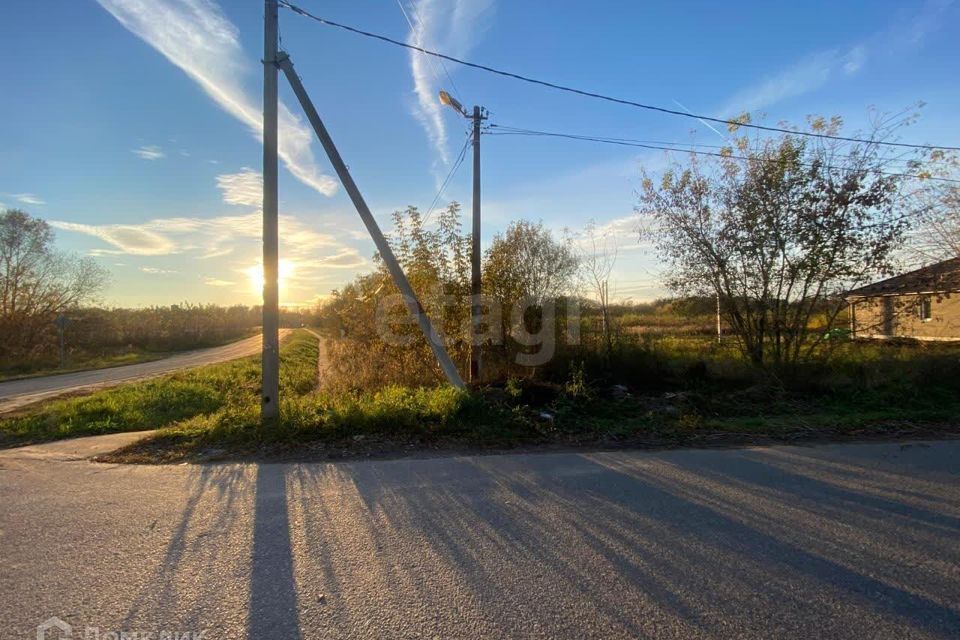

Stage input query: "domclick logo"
[
  {"left": 37, "top": 617, "right": 71, "bottom": 639},
  {"left": 35, "top": 617, "right": 207, "bottom": 640}
]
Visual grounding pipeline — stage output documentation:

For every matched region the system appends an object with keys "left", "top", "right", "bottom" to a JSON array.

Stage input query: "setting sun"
[{"left": 245, "top": 259, "right": 295, "bottom": 296}]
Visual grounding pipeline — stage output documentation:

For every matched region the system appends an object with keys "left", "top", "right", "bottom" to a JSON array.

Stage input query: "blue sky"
[{"left": 2, "top": 0, "right": 958, "bottom": 307}]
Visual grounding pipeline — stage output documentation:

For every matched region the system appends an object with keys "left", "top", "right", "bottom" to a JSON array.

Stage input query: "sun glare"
[{"left": 246, "top": 259, "right": 295, "bottom": 296}]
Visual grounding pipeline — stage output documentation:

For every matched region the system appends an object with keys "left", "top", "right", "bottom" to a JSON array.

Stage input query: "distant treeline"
[
  {"left": 65, "top": 304, "right": 263, "bottom": 351},
  {"left": 1, "top": 303, "right": 309, "bottom": 373}
]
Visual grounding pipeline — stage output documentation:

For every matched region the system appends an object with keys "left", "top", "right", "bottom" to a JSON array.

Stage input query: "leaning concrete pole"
[
  {"left": 278, "top": 54, "right": 465, "bottom": 389},
  {"left": 261, "top": 0, "right": 281, "bottom": 421}
]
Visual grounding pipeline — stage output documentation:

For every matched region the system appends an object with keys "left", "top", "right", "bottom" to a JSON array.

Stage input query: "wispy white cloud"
[
  {"left": 403, "top": 0, "right": 494, "bottom": 168},
  {"left": 842, "top": 45, "right": 867, "bottom": 75},
  {"left": 298, "top": 248, "right": 368, "bottom": 270},
  {"left": 132, "top": 145, "right": 165, "bottom": 160},
  {"left": 65, "top": 201, "right": 370, "bottom": 301},
  {"left": 197, "top": 247, "right": 234, "bottom": 260},
  {"left": 51, "top": 221, "right": 178, "bottom": 255},
  {"left": 3, "top": 193, "right": 46, "bottom": 206},
  {"left": 718, "top": 46, "right": 866, "bottom": 117},
  {"left": 55, "top": 132, "right": 366, "bottom": 301},
  {"left": 140, "top": 266, "right": 177, "bottom": 274},
  {"left": 896, "top": 0, "right": 956, "bottom": 47},
  {"left": 716, "top": 0, "right": 954, "bottom": 117},
  {"left": 96, "top": 0, "right": 337, "bottom": 196},
  {"left": 217, "top": 168, "right": 262, "bottom": 207},
  {"left": 53, "top": 210, "right": 351, "bottom": 272},
  {"left": 573, "top": 215, "right": 647, "bottom": 253},
  {"left": 203, "top": 277, "right": 235, "bottom": 287}
]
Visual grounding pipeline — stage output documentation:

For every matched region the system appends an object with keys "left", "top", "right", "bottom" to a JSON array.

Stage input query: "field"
[
  {"left": 101, "top": 328, "right": 960, "bottom": 462},
  {"left": 5, "top": 303, "right": 960, "bottom": 462}
]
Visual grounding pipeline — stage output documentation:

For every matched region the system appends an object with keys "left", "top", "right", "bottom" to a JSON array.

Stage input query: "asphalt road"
[
  {"left": 1, "top": 438, "right": 958, "bottom": 639},
  {"left": 0, "top": 330, "right": 289, "bottom": 414}
]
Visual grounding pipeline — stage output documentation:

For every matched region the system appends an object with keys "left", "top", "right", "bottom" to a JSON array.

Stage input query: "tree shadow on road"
[
  {"left": 119, "top": 463, "right": 302, "bottom": 640},
  {"left": 119, "top": 444, "right": 960, "bottom": 639},
  {"left": 287, "top": 447, "right": 960, "bottom": 638},
  {"left": 121, "top": 464, "right": 251, "bottom": 633}
]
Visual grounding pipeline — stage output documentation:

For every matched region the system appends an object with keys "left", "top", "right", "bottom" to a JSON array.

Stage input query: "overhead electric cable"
[
  {"left": 485, "top": 124, "right": 960, "bottom": 184},
  {"left": 423, "top": 131, "right": 471, "bottom": 224},
  {"left": 394, "top": 0, "right": 464, "bottom": 105},
  {"left": 279, "top": 1, "right": 960, "bottom": 152},
  {"left": 488, "top": 124, "right": 923, "bottom": 168}
]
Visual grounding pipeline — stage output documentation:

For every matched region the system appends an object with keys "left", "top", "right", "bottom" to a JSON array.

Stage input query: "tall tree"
[
  {"left": 577, "top": 220, "right": 619, "bottom": 356},
  {"left": 483, "top": 220, "right": 579, "bottom": 308},
  {"left": 0, "top": 209, "right": 107, "bottom": 363},
  {"left": 318, "top": 203, "right": 472, "bottom": 390},
  {"left": 637, "top": 113, "right": 933, "bottom": 366},
  {"left": 911, "top": 184, "right": 960, "bottom": 262}
]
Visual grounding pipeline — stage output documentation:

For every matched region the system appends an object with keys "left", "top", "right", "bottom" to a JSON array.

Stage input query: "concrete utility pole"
[
  {"left": 716, "top": 292, "right": 722, "bottom": 344},
  {"left": 279, "top": 55, "right": 465, "bottom": 389},
  {"left": 439, "top": 91, "right": 485, "bottom": 382},
  {"left": 261, "top": 0, "right": 281, "bottom": 422},
  {"left": 470, "top": 105, "right": 483, "bottom": 382}
]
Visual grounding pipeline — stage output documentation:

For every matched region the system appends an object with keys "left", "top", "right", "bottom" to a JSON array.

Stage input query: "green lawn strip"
[
  {"left": 115, "top": 384, "right": 525, "bottom": 458},
  {"left": 104, "top": 377, "right": 960, "bottom": 464},
  {"left": 0, "top": 329, "right": 318, "bottom": 447}
]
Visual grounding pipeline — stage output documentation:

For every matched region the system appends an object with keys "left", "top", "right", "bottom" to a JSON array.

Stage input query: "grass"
[
  {"left": 536, "top": 334, "right": 960, "bottom": 445},
  {"left": 110, "top": 381, "right": 540, "bottom": 463},
  {"left": 0, "top": 329, "right": 317, "bottom": 447},
  {"left": 5, "top": 324, "right": 960, "bottom": 463},
  {"left": 108, "top": 343, "right": 960, "bottom": 464}
]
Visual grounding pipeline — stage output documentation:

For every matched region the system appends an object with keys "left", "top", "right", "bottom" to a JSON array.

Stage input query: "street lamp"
[
  {"left": 439, "top": 90, "right": 469, "bottom": 117},
  {"left": 439, "top": 89, "right": 485, "bottom": 382}
]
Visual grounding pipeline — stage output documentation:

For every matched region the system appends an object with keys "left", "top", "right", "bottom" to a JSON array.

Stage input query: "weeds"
[{"left": 7, "top": 323, "right": 960, "bottom": 462}]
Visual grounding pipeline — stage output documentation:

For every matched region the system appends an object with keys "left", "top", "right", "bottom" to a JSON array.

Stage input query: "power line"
[
  {"left": 859, "top": 205, "right": 937, "bottom": 230},
  {"left": 394, "top": 0, "right": 464, "bottom": 105},
  {"left": 278, "top": 1, "right": 960, "bottom": 152},
  {"left": 423, "top": 131, "right": 471, "bottom": 225},
  {"left": 489, "top": 124, "right": 924, "bottom": 168},
  {"left": 485, "top": 124, "right": 960, "bottom": 184},
  {"left": 393, "top": 0, "right": 472, "bottom": 148}
]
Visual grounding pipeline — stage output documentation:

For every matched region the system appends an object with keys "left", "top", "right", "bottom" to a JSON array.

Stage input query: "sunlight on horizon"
[{"left": 245, "top": 259, "right": 295, "bottom": 298}]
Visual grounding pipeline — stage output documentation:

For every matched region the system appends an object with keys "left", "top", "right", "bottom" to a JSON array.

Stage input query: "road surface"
[
  {"left": 0, "top": 330, "right": 289, "bottom": 414},
  {"left": 1, "top": 438, "right": 958, "bottom": 639}
]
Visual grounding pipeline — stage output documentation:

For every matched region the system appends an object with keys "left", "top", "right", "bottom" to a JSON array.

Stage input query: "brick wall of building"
[{"left": 851, "top": 293, "right": 960, "bottom": 340}]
